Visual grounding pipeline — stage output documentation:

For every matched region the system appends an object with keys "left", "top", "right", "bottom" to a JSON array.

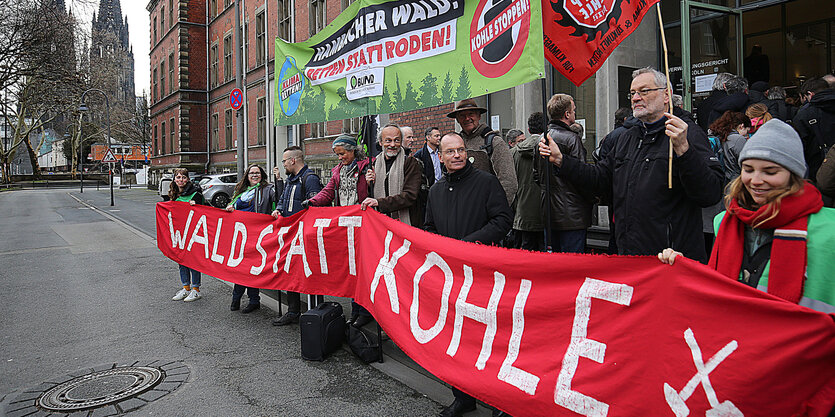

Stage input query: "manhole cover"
[
  {"left": 5, "top": 361, "right": 189, "bottom": 417},
  {"left": 38, "top": 366, "right": 163, "bottom": 411}
]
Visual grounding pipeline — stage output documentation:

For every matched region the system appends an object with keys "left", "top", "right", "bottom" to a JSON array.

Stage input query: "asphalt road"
[{"left": 0, "top": 187, "right": 449, "bottom": 416}]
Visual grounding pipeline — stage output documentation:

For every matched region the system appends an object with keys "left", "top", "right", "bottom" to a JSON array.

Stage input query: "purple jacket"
[{"left": 308, "top": 157, "right": 372, "bottom": 207}]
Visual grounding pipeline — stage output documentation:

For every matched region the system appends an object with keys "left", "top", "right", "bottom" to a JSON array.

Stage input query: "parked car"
[{"left": 200, "top": 173, "right": 238, "bottom": 208}]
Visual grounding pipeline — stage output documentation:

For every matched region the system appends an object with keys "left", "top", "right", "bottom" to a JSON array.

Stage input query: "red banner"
[
  {"left": 157, "top": 202, "right": 835, "bottom": 416},
  {"left": 543, "top": 0, "right": 660, "bottom": 86}
]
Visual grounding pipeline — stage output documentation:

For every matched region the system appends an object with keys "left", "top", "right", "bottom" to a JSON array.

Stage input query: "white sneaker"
[
  {"left": 172, "top": 288, "right": 189, "bottom": 301},
  {"left": 184, "top": 289, "right": 201, "bottom": 302}
]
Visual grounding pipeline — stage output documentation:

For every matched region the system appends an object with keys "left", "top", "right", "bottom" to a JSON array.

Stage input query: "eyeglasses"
[
  {"left": 442, "top": 147, "right": 467, "bottom": 156},
  {"left": 627, "top": 87, "right": 666, "bottom": 100}
]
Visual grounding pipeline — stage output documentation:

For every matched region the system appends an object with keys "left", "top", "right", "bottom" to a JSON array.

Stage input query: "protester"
[
  {"left": 511, "top": 112, "right": 545, "bottom": 250},
  {"left": 594, "top": 107, "right": 635, "bottom": 162},
  {"left": 817, "top": 146, "right": 835, "bottom": 204},
  {"left": 794, "top": 77, "right": 835, "bottom": 180},
  {"left": 424, "top": 132, "right": 512, "bottom": 417},
  {"left": 168, "top": 168, "right": 207, "bottom": 302},
  {"left": 505, "top": 129, "right": 524, "bottom": 148},
  {"left": 306, "top": 135, "right": 374, "bottom": 327},
  {"left": 707, "top": 75, "right": 750, "bottom": 127},
  {"left": 744, "top": 103, "right": 772, "bottom": 135},
  {"left": 658, "top": 119, "right": 835, "bottom": 314},
  {"left": 710, "top": 111, "right": 752, "bottom": 183},
  {"left": 747, "top": 81, "right": 769, "bottom": 105},
  {"left": 401, "top": 126, "right": 415, "bottom": 154},
  {"left": 225, "top": 164, "right": 277, "bottom": 314},
  {"left": 414, "top": 126, "right": 443, "bottom": 187},
  {"left": 271, "top": 146, "right": 323, "bottom": 326},
  {"left": 534, "top": 94, "right": 592, "bottom": 253},
  {"left": 448, "top": 98, "right": 517, "bottom": 206},
  {"left": 539, "top": 67, "right": 723, "bottom": 262},
  {"left": 361, "top": 123, "right": 423, "bottom": 228},
  {"left": 697, "top": 73, "right": 733, "bottom": 131},
  {"left": 764, "top": 86, "right": 795, "bottom": 122}
]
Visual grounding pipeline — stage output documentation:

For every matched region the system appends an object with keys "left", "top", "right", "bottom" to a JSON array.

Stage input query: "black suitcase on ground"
[{"left": 300, "top": 302, "right": 346, "bottom": 361}]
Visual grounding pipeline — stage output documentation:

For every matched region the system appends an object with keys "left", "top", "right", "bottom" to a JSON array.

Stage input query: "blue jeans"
[
  {"left": 232, "top": 284, "right": 260, "bottom": 305},
  {"left": 552, "top": 229, "right": 586, "bottom": 254},
  {"left": 178, "top": 265, "right": 201, "bottom": 288}
]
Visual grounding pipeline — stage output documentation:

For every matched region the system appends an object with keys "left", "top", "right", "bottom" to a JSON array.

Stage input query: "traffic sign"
[
  {"left": 230, "top": 88, "right": 243, "bottom": 110},
  {"left": 102, "top": 148, "right": 117, "bottom": 163}
]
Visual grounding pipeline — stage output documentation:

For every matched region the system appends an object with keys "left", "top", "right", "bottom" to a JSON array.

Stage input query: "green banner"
[{"left": 274, "top": 0, "right": 544, "bottom": 126}]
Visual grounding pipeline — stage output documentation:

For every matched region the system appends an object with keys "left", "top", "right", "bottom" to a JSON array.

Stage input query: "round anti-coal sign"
[{"left": 469, "top": 0, "right": 532, "bottom": 79}]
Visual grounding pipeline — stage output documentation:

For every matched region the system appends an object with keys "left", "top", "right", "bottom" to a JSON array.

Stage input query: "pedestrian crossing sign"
[{"left": 102, "top": 148, "right": 117, "bottom": 163}]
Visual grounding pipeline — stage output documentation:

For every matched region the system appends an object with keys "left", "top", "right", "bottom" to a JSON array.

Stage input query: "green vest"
[{"left": 175, "top": 192, "right": 197, "bottom": 202}]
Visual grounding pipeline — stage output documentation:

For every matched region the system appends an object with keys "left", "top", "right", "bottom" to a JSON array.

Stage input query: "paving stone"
[
  {"left": 5, "top": 405, "right": 39, "bottom": 417},
  {"left": 136, "top": 389, "right": 168, "bottom": 402},
  {"left": 88, "top": 405, "right": 119, "bottom": 417},
  {"left": 114, "top": 398, "right": 146, "bottom": 413}
]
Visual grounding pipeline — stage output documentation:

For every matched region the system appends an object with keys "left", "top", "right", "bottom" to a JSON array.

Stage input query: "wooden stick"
[{"left": 657, "top": 3, "right": 674, "bottom": 189}]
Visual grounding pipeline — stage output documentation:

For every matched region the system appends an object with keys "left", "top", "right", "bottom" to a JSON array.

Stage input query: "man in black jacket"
[
  {"left": 414, "top": 126, "right": 443, "bottom": 187},
  {"left": 425, "top": 133, "right": 512, "bottom": 417},
  {"left": 794, "top": 77, "right": 835, "bottom": 180},
  {"left": 539, "top": 67, "right": 723, "bottom": 262}
]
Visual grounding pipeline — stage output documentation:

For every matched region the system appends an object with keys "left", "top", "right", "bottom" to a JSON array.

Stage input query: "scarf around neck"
[
  {"left": 373, "top": 148, "right": 410, "bottom": 225},
  {"left": 709, "top": 182, "right": 823, "bottom": 303}
]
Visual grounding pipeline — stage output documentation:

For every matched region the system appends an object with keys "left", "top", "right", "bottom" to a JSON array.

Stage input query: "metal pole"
[
  {"left": 234, "top": 0, "right": 245, "bottom": 177},
  {"left": 540, "top": 77, "right": 553, "bottom": 253},
  {"left": 105, "top": 97, "right": 113, "bottom": 206},
  {"left": 79, "top": 113, "right": 84, "bottom": 193}
]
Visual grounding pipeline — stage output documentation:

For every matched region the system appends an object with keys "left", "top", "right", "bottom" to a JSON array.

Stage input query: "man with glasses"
[
  {"left": 424, "top": 132, "right": 512, "bottom": 417},
  {"left": 539, "top": 67, "right": 722, "bottom": 262},
  {"left": 271, "top": 146, "right": 324, "bottom": 326}
]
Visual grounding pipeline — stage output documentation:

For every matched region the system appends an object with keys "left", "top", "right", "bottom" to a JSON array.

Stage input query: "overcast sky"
[{"left": 69, "top": 0, "right": 151, "bottom": 98}]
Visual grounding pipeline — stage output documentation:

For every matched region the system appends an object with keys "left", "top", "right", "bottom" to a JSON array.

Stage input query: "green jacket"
[
  {"left": 714, "top": 207, "right": 835, "bottom": 313},
  {"left": 511, "top": 134, "right": 543, "bottom": 231}
]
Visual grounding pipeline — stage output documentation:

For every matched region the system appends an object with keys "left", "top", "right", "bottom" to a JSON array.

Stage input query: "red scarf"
[{"left": 709, "top": 182, "right": 823, "bottom": 303}]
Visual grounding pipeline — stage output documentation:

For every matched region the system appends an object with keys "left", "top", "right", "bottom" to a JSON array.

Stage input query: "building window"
[
  {"left": 210, "top": 44, "right": 218, "bottom": 87},
  {"left": 257, "top": 97, "right": 266, "bottom": 145},
  {"left": 210, "top": 0, "right": 217, "bottom": 18},
  {"left": 153, "top": 17, "right": 157, "bottom": 44},
  {"left": 342, "top": 0, "right": 356, "bottom": 8},
  {"left": 255, "top": 11, "right": 266, "bottom": 65},
  {"left": 153, "top": 125, "right": 158, "bottom": 155},
  {"left": 160, "top": 59, "right": 166, "bottom": 97},
  {"left": 225, "top": 109, "right": 233, "bottom": 149},
  {"left": 224, "top": 0, "right": 230, "bottom": 8},
  {"left": 152, "top": 67, "right": 158, "bottom": 102},
  {"left": 343, "top": 117, "right": 360, "bottom": 134},
  {"left": 160, "top": 6, "right": 165, "bottom": 31},
  {"left": 211, "top": 113, "right": 219, "bottom": 151},
  {"left": 168, "top": 52, "right": 175, "bottom": 92},
  {"left": 224, "top": 35, "right": 232, "bottom": 82},
  {"left": 310, "top": 0, "right": 326, "bottom": 36},
  {"left": 277, "top": 0, "right": 291, "bottom": 41},
  {"left": 243, "top": 23, "right": 249, "bottom": 72},
  {"left": 161, "top": 121, "right": 166, "bottom": 155},
  {"left": 169, "top": 0, "right": 174, "bottom": 26},
  {"left": 170, "top": 118, "right": 175, "bottom": 153},
  {"left": 310, "top": 122, "right": 325, "bottom": 138}
]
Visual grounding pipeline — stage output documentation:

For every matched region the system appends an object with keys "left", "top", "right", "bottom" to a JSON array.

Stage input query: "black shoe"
[
  {"left": 272, "top": 311, "right": 300, "bottom": 326},
  {"left": 439, "top": 399, "right": 476, "bottom": 417},
  {"left": 351, "top": 315, "right": 373, "bottom": 328},
  {"left": 241, "top": 303, "right": 260, "bottom": 314},
  {"left": 230, "top": 298, "right": 241, "bottom": 311}
]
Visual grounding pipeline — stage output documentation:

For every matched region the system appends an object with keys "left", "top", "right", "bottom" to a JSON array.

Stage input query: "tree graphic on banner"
[
  {"left": 418, "top": 73, "right": 439, "bottom": 108},
  {"left": 440, "top": 71, "right": 454, "bottom": 104},
  {"left": 456, "top": 67, "right": 471, "bottom": 100},
  {"left": 307, "top": 85, "right": 326, "bottom": 122},
  {"left": 403, "top": 81, "right": 419, "bottom": 110},
  {"left": 392, "top": 74, "right": 403, "bottom": 110}
]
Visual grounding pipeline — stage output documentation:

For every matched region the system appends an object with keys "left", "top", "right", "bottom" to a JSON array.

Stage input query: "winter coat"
[
  {"left": 413, "top": 144, "right": 440, "bottom": 186},
  {"left": 594, "top": 117, "right": 640, "bottom": 163},
  {"left": 535, "top": 121, "right": 593, "bottom": 231},
  {"left": 722, "top": 131, "right": 747, "bottom": 183},
  {"left": 511, "top": 133, "right": 543, "bottom": 231},
  {"left": 459, "top": 123, "right": 517, "bottom": 206},
  {"left": 794, "top": 89, "right": 835, "bottom": 180},
  {"left": 231, "top": 183, "right": 276, "bottom": 214},
  {"left": 308, "top": 158, "right": 372, "bottom": 207},
  {"left": 424, "top": 161, "right": 512, "bottom": 245},
  {"left": 708, "top": 92, "right": 751, "bottom": 127},
  {"left": 697, "top": 90, "right": 727, "bottom": 132},
  {"left": 374, "top": 154, "right": 423, "bottom": 227},
  {"left": 277, "top": 165, "right": 322, "bottom": 217},
  {"left": 558, "top": 109, "right": 724, "bottom": 262},
  {"left": 764, "top": 98, "right": 795, "bottom": 123},
  {"left": 173, "top": 182, "right": 206, "bottom": 205},
  {"left": 816, "top": 145, "right": 835, "bottom": 202},
  {"left": 712, "top": 208, "right": 835, "bottom": 313}
]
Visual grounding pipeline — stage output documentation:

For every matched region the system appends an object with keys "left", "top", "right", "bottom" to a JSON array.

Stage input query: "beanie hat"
[
  {"left": 738, "top": 119, "right": 806, "bottom": 177},
  {"left": 332, "top": 134, "right": 357, "bottom": 149}
]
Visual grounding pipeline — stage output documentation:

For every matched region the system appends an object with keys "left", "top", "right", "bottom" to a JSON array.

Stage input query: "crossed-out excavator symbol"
[{"left": 664, "top": 328, "right": 743, "bottom": 417}]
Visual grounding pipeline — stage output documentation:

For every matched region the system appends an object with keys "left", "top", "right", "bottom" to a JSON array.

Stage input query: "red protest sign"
[
  {"left": 157, "top": 202, "right": 835, "bottom": 416},
  {"left": 544, "top": 0, "right": 659, "bottom": 86}
]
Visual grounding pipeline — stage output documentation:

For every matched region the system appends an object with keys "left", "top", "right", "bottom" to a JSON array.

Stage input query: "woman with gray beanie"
[{"left": 659, "top": 119, "right": 835, "bottom": 314}]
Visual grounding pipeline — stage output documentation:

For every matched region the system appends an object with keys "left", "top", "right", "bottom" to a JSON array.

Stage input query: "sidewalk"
[{"left": 71, "top": 187, "right": 493, "bottom": 416}]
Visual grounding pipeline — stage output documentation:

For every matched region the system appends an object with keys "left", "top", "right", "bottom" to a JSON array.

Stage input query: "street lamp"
[{"left": 79, "top": 89, "right": 113, "bottom": 206}]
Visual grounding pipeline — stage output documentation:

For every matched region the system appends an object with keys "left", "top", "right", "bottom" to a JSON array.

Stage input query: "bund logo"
[{"left": 551, "top": 0, "right": 624, "bottom": 41}]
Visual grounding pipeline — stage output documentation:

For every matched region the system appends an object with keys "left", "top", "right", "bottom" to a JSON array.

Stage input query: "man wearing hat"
[{"left": 448, "top": 98, "right": 517, "bottom": 206}]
